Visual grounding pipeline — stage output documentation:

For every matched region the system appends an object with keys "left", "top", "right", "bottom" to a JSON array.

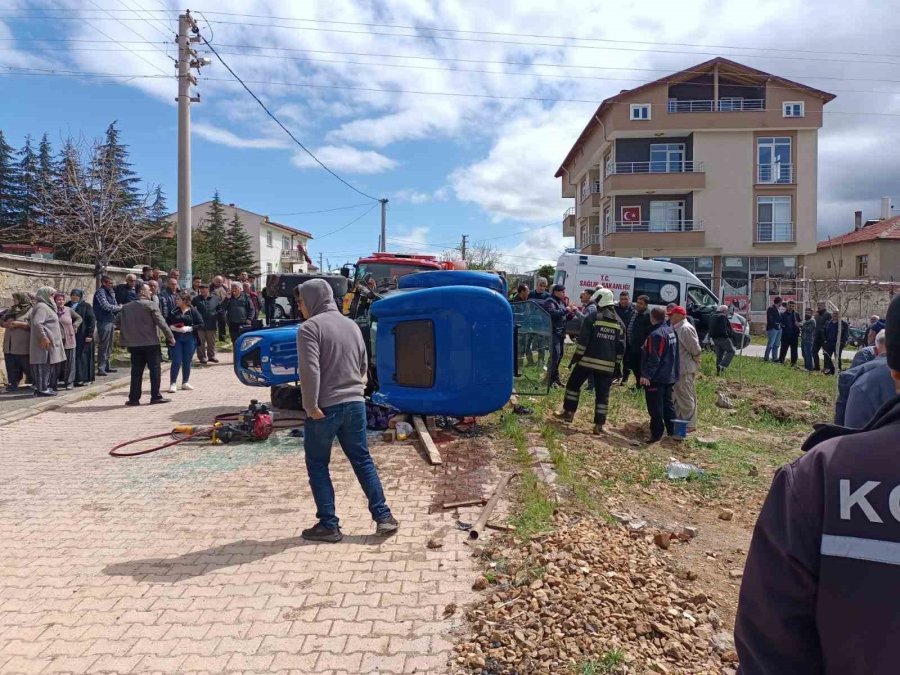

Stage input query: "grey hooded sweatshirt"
[{"left": 297, "top": 279, "right": 367, "bottom": 415}]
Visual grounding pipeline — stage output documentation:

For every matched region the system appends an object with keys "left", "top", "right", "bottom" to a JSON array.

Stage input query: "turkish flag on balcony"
[{"left": 621, "top": 206, "right": 641, "bottom": 223}]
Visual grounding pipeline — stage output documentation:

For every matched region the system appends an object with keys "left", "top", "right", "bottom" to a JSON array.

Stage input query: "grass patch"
[
  {"left": 499, "top": 412, "right": 555, "bottom": 539},
  {"left": 579, "top": 649, "right": 626, "bottom": 674}
]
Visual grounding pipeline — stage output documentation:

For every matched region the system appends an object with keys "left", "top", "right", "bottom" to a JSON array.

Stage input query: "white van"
[{"left": 554, "top": 253, "right": 749, "bottom": 347}]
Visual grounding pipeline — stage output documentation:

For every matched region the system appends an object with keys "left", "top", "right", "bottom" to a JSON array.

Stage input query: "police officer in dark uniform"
[
  {"left": 640, "top": 306, "right": 679, "bottom": 443},
  {"left": 555, "top": 288, "right": 624, "bottom": 434},
  {"left": 735, "top": 293, "right": 900, "bottom": 674}
]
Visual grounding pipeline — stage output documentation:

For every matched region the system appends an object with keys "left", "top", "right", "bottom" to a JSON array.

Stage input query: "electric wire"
[
  {"left": 198, "top": 35, "right": 380, "bottom": 202},
  {"left": 314, "top": 202, "right": 380, "bottom": 240},
  {"left": 81, "top": 0, "right": 173, "bottom": 71},
  {"left": 269, "top": 202, "right": 373, "bottom": 216}
]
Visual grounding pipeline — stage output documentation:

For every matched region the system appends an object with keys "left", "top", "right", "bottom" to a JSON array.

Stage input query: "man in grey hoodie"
[{"left": 295, "top": 279, "right": 398, "bottom": 542}]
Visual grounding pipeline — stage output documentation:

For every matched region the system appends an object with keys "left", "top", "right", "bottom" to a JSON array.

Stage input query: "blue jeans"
[
  {"left": 169, "top": 332, "right": 196, "bottom": 384},
  {"left": 764, "top": 328, "right": 782, "bottom": 361},
  {"left": 802, "top": 339, "right": 814, "bottom": 371},
  {"left": 304, "top": 401, "right": 391, "bottom": 530}
]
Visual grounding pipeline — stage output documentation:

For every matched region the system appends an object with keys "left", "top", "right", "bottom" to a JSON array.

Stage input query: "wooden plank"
[{"left": 413, "top": 415, "right": 442, "bottom": 465}]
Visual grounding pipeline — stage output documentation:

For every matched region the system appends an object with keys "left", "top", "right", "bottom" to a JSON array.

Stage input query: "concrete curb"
[{"left": 0, "top": 362, "right": 177, "bottom": 428}]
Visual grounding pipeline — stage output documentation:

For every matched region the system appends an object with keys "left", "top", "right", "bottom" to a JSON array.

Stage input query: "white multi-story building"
[{"left": 170, "top": 201, "right": 314, "bottom": 275}]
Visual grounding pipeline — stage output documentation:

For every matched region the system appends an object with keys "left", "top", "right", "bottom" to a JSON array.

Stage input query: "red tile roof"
[{"left": 818, "top": 215, "right": 900, "bottom": 249}]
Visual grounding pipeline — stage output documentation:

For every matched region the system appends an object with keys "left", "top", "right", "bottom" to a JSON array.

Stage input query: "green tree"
[
  {"left": 222, "top": 211, "right": 257, "bottom": 276},
  {"left": 145, "top": 186, "right": 175, "bottom": 269},
  {"left": 0, "top": 130, "right": 21, "bottom": 235},
  {"left": 98, "top": 121, "right": 142, "bottom": 217},
  {"left": 537, "top": 264, "right": 556, "bottom": 282},
  {"left": 194, "top": 190, "right": 228, "bottom": 277},
  {"left": 17, "top": 135, "right": 39, "bottom": 232},
  {"left": 34, "top": 133, "right": 54, "bottom": 229}
]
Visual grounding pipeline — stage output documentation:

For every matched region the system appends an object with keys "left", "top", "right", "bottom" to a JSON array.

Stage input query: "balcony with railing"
[
  {"left": 579, "top": 179, "right": 603, "bottom": 208},
  {"left": 755, "top": 222, "right": 795, "bottom": 244},
  {"left": 562, "top": 207, "right": 576, "bottom": 236},
  {"left": 280, "top": 249, "right": 307, "bottom": 262},
  {"left": 667, "top": 98, "right": 765, "bottom": 113},
  {"left": 604, "top": 160, "right": 705, "bottom": 192},
  {"left": 603, "top": 219, "right": 705, "bottom": 250},
  {"left": 756, "top": 163, "right": 794, "bottom": 184},
  {"left": 578, "top": 232, "right": 605, "bottom": 255}
]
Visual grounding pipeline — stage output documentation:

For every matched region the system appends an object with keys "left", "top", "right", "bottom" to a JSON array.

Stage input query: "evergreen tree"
[
  {"left": 17, "top": 135, "right": 39, "bottom": 233},
  {"left": 143, "top": 186, "right": 174, "bottom": 268},
  {"left": 0, "top": 130, "right": 22, "bottom": 234},
  {"left": 35, "top": 133, "right": 54, "bottom": 227},
  {"left": 98, "top": 121, "right": 142, "bottom": 218},
  {"left": 195, "top": 190, "right": 228, "bottom": 277},
  {"left": 223, "top": 211, "right": 257, "bottom": 276}
]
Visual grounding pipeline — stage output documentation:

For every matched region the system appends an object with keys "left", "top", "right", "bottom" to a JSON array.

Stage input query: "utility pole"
[
  {"left": 175, "top": 11, "right": 208, "bottom": 288},
  {"left": 460, "top": 234, "right": 468, "bottom": 261},
  {"left": 318, "top": 252, "right": 323, "bottom": 272},
  {"left": 379, "top": 198, "right": 388, "bottom": 252}
]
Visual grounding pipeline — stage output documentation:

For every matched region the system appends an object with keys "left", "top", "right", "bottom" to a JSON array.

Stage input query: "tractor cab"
[{"left": 233, "top": 270, "right": 552, "bottom": 417}]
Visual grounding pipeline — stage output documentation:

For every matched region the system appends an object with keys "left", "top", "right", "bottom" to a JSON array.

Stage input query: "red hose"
[{"left": 108, "top": 429, "right": 211, "bottom": 457}]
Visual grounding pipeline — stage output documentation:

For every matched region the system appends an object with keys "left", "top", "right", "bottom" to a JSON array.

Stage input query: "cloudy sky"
[{"left": 2, "top": 0, "right": 898, "bottom": 270}]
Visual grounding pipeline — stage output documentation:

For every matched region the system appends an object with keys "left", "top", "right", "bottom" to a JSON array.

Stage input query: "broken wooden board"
[{"left": 413, "top": 414, "right": 443, "bottom": 465}]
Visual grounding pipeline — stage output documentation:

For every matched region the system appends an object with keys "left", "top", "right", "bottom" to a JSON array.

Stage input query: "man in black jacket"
[
  {"left": 778, "top": 300, "right": 802, "bottom": 366},
  {"left": 812, "top": 300, "right": 832, "bottom": 371},
  {"left": 626, "top": 295, "right": 652, "bottom": 389},
  {"left": 615, "top": 291, "right": 636, "bottom": 384},
  {"left": 708, "top": 305, "right": 736, "bottom": 375},
  {"left": 640, "top": 306, "right": 679, "bottom": 443},
  {"left": 735, "top": 293, "right": 900, "bottom": 675},
  {"left": 191, "top": 283, "right": 221, "bottom": 364},
  {"left": 542, "top": 284, "right": 570, "bottom": 388},
  {"left": 66, "top": 289, "right": 95, "bottom": 386},
  {"left": 763, "top": 296, "right": 783, "bottom": 361},
  {"left": 221, "top": 282, "right": 255, "bottom": 344}
]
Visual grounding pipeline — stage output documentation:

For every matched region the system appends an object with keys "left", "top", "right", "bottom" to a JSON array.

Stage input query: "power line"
[
  {"left": 269, "top": 202, "right": 373, "bottom": 216},
  {"left": 315, "top": 202, "right": 380, "bottom": 239},
  {"left": 80, "top": 0, "right": 172, "bottom": 72},
  {"left": 198, "top": 36, "right": 380, "bottom": 202},
  {"left": 6, "top": 65, "right": 900, "bottom": 117},
  {"left": 7, "top": 10, "right": 900, "bottom": 62},
  {"left": 9, "top": 38, "right": 900, "bottom": 86},
  {"left": 18, "top": 44, "right": 895, "bottom": 97}
]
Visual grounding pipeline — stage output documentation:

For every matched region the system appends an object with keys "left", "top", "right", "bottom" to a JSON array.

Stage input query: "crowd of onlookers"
[{"left": 1, "top": 265, "right": 263, "bottom": 403}]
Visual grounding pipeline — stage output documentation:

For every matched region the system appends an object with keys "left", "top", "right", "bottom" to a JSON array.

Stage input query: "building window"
[
  {"left": 783, "top": 101, "right": 805, "bottom": 118},
  {"left": 266, "top": 262, "right": 273, "bottom": 273},
  {"left": 756, "top": 196, "right": 793, "bottom": 242},
  {"left": 604, "top": 207, "right": 612, "bottom": 233},
  {"left": 857, "top": 254, "right": 869, "bottom": 277},
  {"left": 630, "top": 104, "right": 651, "bottom": 121},
  {"left": 649, "top": 200, "right": 686, "bottom": 232},
  {"left": 827, "top": 260, "right": 832, "bottom": 270},
  {"left": 649, "top": 143, "right": 685, "bottom": 172},
  {"left": 757, "top": 137, "right": 792, "bottom": 183},
  {"left": 266, "top": 230, "right": 273, "bottom": 247},
  {"left": 718, "top": 97, "right": 744, "bottom": 111},
  {"left": 282, "top": 235, "right": 290, "bottom": 250}
]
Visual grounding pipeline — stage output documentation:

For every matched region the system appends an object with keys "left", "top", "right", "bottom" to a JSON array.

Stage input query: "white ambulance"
[{"left": 554, "top": 253, "right": 747, "bottom": 347}]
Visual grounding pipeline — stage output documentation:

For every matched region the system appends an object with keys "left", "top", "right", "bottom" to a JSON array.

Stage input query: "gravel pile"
[{"left": 453, "top": 515, "right": 738, "bottom": 674}]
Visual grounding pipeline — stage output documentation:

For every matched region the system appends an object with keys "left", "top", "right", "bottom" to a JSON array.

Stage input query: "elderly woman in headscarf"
[
  {"left": 53, "top": 291, "right": 83, "bottom": 391},
  {"left": 66, "top": 289, "right": 96, "bottom": 387},
  {"left": 2, "top": 292, "right": 34, "bottom": 393},
  {"left": 29, "top": 287, "right": 66, "bottom": 397}
]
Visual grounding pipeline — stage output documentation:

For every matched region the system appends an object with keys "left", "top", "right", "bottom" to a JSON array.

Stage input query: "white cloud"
[
  {"left": 450, "top": 104, "right": 585, "bottom": 222},
  {"left": 498, "top": 226, "right": 572, "bottom": 270},
  {"left": 291, "top": 145, "right": 397, "bottom": 174},
  {"left": 193, "top": 123, "right": 290, "bottom": 149},
  {"left": 385, "top": 226, "right": 439, "bottom": 254},
  {"left": 392, "top": 188, "right": 450, "bottom": 204}
]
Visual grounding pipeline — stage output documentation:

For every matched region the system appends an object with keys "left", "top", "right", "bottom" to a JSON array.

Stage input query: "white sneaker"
[
  {"left": 181, "top": 382, "right": 194, "bottom": 391},
  {"left": 168, "top": 383, "right": 177, "bottom": 393}
]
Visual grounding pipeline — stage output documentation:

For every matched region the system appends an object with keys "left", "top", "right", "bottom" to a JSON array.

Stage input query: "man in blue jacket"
[
  {"left": 835, "top": 330, "right": 886, "bottom": 425},
  {"left": 735, "top": 295, "right": 900, "bottom": 674},
  {"left": 640, "top": 306, "right": 679, "bottom": 443},
  {"left": 92, "top": 275, "right": 121, "bottom": 376}
]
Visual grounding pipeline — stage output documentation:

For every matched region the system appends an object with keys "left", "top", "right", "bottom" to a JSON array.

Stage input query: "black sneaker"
[
  {"left": 125, "top": 400, "right": 140, "bottom": 407},
  {"left": 106, "top": 368, "right": 118, "bottom": 373},
  {"left": 375, "top": 516, "right": 399, "bottom": 536},
  {"left": 301, "top": 523, "right": 343, "bottom": 543},
  {"left": 96, "top": 371, "right": 108, "bottom": 377},
  {"left": 149, "top": 397, "right": 171, "bottom": 405}
]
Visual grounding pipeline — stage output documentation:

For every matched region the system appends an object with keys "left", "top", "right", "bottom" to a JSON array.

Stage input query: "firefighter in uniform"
[{"left": 555, "top": 287, "right": 625, "bottom": 434}]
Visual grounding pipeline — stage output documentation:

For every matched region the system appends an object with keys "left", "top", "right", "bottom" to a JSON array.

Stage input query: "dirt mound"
[
  {"left": 750, "top": 399, "right": 814, "bottom": 423},
  {"left": 454, "top": 515, "right": 735, "bottom": 673}
]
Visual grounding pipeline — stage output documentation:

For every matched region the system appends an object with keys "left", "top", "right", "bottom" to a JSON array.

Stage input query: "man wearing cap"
[
  {"left": 670, "top": 305, "right": 701, "bottom": 431},
  {"left": 542, "top": 284, "right": 570, "bottom": 388},
  {"left": 735, "top": 294, "right": 900, "bottom": 673},
  {"left": 555, "top": 288, "right": 624, "bottom": 434},
  {"left": 708, "top": 305, "right": 737, "bottom": 376}
]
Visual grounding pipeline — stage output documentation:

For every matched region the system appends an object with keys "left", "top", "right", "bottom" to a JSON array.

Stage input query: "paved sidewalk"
[{"left": 0, "top": 354, "right": 495, "bottom": 674}]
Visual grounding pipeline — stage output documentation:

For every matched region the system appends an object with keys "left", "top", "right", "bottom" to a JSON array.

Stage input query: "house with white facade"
[{"left": 169, "top": 201, "right": 314, "bottom": 275}]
